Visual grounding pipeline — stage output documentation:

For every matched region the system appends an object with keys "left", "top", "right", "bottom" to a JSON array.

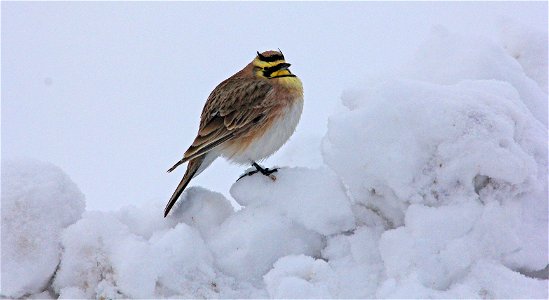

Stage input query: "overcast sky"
[{"left": 2, "top": 2, "right": 547, "bottom": 211}]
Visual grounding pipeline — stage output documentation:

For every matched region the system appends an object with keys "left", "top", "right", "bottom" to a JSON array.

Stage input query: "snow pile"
[
  {"left": 499, "top": 18, "right": 548, "bottom": 93},
  {"left": 320, "top": 25, "right": 547, "bottom": 298},
  {"left": 400, "top": 25, "right": 547, "bottom": 126},
  {"left": 1, "top": 160, "right": 85, "bottom": 298},
  {"left": 51, "top": 189, "right": 235, "bottom": 299},
  {"left": 211, "top": 167, "right": 354, "bottom": 282},
  {"left": 2, "top": 23, "right": 547, "bottom": 299},
  {"left": 49, "top": 167, "right": 355, "bottom": 298}
]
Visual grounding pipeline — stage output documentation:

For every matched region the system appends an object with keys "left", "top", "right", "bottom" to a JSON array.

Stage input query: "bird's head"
[{"left": 252, "top": 50, "right": 296, "bottom": 79}]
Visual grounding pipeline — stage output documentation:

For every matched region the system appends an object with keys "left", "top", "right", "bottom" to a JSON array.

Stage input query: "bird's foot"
[
  {"left": 237, "top": 163, "right": 279, "bottom": 181},
  {"left": 253, "top": 162, "right": 278, "bottom": 181},
  {"left": 260, "top": 168, "right": 278, "bottom": 181}
]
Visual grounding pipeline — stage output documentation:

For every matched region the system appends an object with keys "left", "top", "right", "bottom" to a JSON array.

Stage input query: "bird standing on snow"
[{"left": 165, "top": 50, "right": 304, "bottom": 217}]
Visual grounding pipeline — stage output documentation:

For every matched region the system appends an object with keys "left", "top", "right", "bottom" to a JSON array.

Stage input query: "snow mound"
[
  {"left": 52, "top": 187, "right": 242, "bottom": 299},
  {"left": 206, "top": 167, "right": 354, "bottom": 283},
  {"left": 264, "top": 254, "right": 333, "bottom": 298},
  {"left": 231, "top": 167, "right": 355, "bottom": 236},
  {"left": 401, "top": 26, "right": 547, "bottom": 126},
  {"left": 324, "top": 79, "right": 546, "bottom": 225},
  {"left": 499, "top": 18, "right": 548, "bottom": 93},
  {"left": 322, "top": 27, "right": 547, "bottom": 298},
  {"left": 2, "top": 24, "right": 547, "bottom": 298},
  {"left": 1, "top": 164, "right": 357, "bottom": 298},
  {"left": 53, "top": 211, "right": 217, "bottom": 298},
  {"left": 1, "top": 160, "right": 85, "bottom": 298}
]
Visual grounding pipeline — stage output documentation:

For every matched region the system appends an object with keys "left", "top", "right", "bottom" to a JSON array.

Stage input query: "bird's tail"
[
  {"left": 167, "top": 158, "right": 186, "bottom": 173},
  {"left": 164, "top": 156, "right": 204, "bottom": 217}
]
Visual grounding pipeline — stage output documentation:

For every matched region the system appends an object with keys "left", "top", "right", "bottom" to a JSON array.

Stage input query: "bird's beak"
[{"left": 279, "top": 63, "right": 291, "bottom": 70}]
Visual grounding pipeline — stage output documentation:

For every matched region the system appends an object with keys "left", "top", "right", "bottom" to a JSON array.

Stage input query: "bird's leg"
[{"left": 237, "top": 162, "right": 278, "bottom": 181}]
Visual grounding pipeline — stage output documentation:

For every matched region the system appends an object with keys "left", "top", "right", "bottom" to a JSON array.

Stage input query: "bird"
[{"left": 164, "top": 50, "right": 304, "bottom": 217}]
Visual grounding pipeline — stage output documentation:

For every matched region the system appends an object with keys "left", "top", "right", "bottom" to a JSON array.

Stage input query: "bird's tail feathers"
[
  {"left": 167, "top": 158, "right": 186, "bottom": 173},
  {"left": 164, "top": 156, "right": 204, "bottom": 217}
]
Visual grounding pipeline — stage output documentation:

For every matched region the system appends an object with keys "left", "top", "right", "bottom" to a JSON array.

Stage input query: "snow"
[
  {"left": 1, "top": 160, "right": 85, "bottom": 298},
  {"left": 2, "top": 17, "right": 547, "bottom": 300},
  {"left": 52, "top": 211, "right": 219, "bottom": 298},
  {"left": 401, "top": 25, "right": 548, "bottom": 126},
  {"left": 264, "top": 255, "right": 333, "bottom": 298},
  {"left": 230, "top": 167, "right": 355, "bottom": 236},
  {"left": 499, "top": 18, "right": 548, "bottom": 93}
]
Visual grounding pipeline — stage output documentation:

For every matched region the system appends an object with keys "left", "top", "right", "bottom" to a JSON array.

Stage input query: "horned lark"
[{"left": 164, "top": 50, "right": 303, "bottom": 217}]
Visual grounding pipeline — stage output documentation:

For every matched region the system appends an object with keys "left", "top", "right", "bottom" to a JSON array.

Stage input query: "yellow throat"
[{"left": 253, "top": 56, "right": 303, "bottom": 92}]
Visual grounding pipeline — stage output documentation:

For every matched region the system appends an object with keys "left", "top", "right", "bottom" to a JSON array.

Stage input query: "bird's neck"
[{"left": 274, "top": 76, "right": 303, "bottom": 95}]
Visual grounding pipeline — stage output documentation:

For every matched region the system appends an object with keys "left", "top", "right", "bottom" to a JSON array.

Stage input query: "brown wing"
[{"left": 167, "top": 77, "right": 273, "bottom": 172}]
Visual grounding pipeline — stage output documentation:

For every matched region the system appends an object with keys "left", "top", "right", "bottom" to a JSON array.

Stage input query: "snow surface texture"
[
  {"left": 1, "top": 160, "right": 85, "bottom": 298},
  {"left": 2, "top": 23, "right": 547, "bottom": 298}
]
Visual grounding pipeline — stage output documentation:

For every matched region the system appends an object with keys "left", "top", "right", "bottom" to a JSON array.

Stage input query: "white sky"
[{"left": 2, "top": 2, "right": 547, "bottom": 211}]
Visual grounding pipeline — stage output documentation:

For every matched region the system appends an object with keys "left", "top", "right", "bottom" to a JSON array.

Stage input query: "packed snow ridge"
[{"left": 2, "top": 23, "right": 547, "bottom": 299}]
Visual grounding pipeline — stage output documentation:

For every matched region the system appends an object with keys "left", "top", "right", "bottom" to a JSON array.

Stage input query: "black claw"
[
  {"left": 237, "top": 169, "right": 259, "bottom": 181},
  {"left": 252, "top": 162, "right": 278, "bottom": 176},
  {"left": 236, "top": 162, "right": 279, "bottom": 181}
]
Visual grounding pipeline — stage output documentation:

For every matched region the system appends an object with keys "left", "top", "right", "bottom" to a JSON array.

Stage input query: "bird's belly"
[{"left": 223, "top": 98, "right": 303, "bottom": 164}]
